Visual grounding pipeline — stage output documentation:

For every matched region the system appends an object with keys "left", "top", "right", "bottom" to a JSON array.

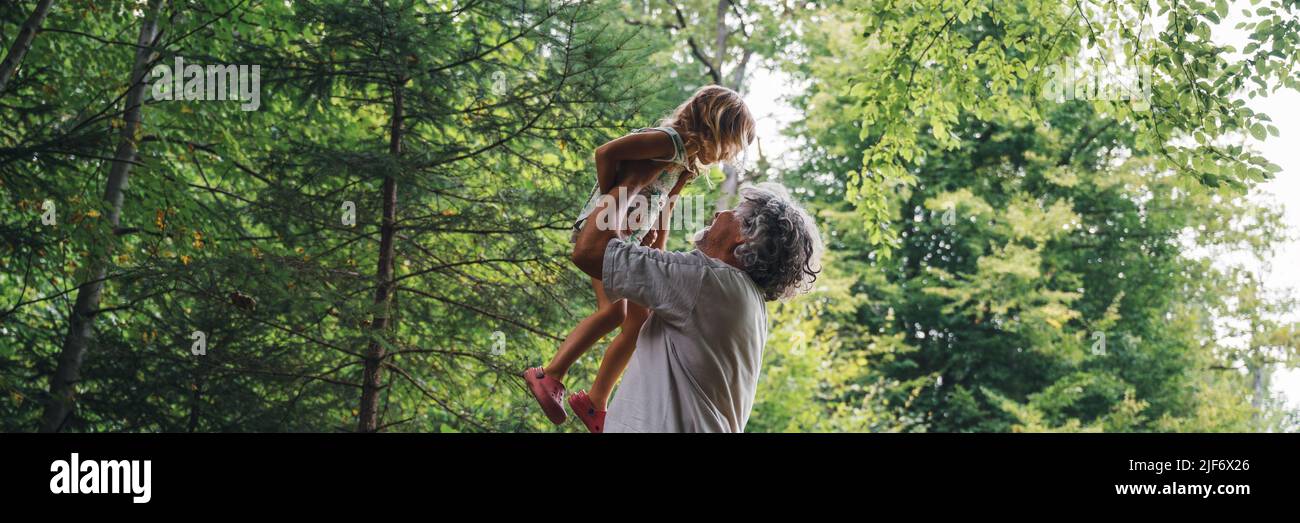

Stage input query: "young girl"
[{"left": 524, "top": 85, "right": 755, "bottom": 432}]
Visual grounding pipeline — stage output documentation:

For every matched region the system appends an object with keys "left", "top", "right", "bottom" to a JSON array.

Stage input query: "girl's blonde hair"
[{"left": 661, "top": 85, "right": 756, "bottom": 179}]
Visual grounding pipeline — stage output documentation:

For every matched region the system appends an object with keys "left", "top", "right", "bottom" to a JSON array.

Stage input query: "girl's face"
[
  {"left": 675, "top": 86, "right": 755, "bottom": 170},
  {"left": 696, "top": 130, "right": 748, "bottom": 167},
  {"left": 698, "top": 146, "right": 723, "bottom": 166},
  {"left": 716, "top": 120, "right": 755, "bottom": 166},
  {"left": 709, "top": 137, "right": 749, "bottom": 169}
]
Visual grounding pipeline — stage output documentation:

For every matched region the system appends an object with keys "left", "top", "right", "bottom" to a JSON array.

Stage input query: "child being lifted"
[{"left": 523, "top": 85, "right": 756, "bottom": 432}]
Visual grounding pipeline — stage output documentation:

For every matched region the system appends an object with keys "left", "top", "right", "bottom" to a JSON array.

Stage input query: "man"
[{"left": 570, "top": 182, "right": 822, "bottom": 432}]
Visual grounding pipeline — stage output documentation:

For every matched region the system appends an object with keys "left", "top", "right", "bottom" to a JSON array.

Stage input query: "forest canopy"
[{"left": 1, "top": 0, "right": 1297, "bottom": 432}]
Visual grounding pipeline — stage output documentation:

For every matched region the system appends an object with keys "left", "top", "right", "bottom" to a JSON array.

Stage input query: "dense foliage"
[{"left": 1, "top": 0, "right": 1296, "bottom": 432}]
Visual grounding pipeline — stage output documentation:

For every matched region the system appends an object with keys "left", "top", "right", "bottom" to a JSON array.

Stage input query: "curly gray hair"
[{"left": 733, "top": 182, "right": 823, "bottom": 301}]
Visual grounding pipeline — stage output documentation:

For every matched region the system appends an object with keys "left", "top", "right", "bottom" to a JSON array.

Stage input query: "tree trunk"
[
  {"left": 730, "top": 49, "right": 753, "bottom": 92},
  {"left": 710, "top": 0, "right": 753, "bottom": 211},
  {"left": 358, "top": 84, "right": 403, "bottom": 433},
  {"left": 1249, "top": 357, "right": 1265, "bottom": 429},
  {"left": 188, "top": 378, "right": 202, "bottom": 433},
  {"left": 40, "top": 0, "right": 162, "bottom": 433},
  {"left": 0, "top": 0, "right": 56, "bottom": 95},
  {"left": 715, "top": 164, "right": 742, "bottom": 212},
  {"left": 712, "top": 0, "right": 729, "bottom": 78}
]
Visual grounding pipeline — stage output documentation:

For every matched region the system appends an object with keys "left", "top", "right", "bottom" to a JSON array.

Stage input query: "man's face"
[{"left": 692, "top": 208, "right": 744, "bottom": 258}]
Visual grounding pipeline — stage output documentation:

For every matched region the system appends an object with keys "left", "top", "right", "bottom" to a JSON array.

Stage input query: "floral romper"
[{"left": 570, "top": 126, "right": 688, "bottom": 245}]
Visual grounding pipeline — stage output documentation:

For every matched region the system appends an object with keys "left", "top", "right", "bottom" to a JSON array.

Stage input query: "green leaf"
[{"left": 1249, "top": 123, "right": 1267, "bottom": 140}]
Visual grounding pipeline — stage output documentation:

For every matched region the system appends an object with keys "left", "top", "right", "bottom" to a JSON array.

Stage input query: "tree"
[
  {"left": 822, "top": 0, "right": 1295, "bottom": 258},
  {"left": 0, "top": 0, "right": 57, "bottom": 95},
  {"left": 771, "top": 1, "right": 1297, "bottom": 432},
  {"left": 3, "top": 0, "right": 674, "bottom": 432},
  {"left": 39, "top": 0, "right": 164, "bottom": 433},
  {"left": 1215, "top": 268, "right": 1300, "bottom": 431}
]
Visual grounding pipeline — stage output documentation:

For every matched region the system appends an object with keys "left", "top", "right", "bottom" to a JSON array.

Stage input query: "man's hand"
[{"left": 639, "top": 228, "right": 658, "bottom": 248}]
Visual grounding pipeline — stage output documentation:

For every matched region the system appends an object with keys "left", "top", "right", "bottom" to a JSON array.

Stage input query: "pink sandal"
[
  {"left": 568, "top": 390, "right": 606, "bottom": 434},
  {"left": 523, "top": 367, "right": 568, "bottom": 424}
]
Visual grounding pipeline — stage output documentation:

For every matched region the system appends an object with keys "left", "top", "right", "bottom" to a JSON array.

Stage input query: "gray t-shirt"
[{"left": 600, "top": 238, "right": 768, "bottom": 433}]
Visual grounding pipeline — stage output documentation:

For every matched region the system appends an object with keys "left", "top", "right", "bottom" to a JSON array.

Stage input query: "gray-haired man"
[{"left": 570, "top": 182, "right": 822, "bottom": 432}]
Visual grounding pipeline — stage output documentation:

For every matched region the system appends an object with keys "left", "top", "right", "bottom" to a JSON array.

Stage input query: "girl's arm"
[
  {"left": 644, "top": 173, "right": 690, "bottom": 250},
  {"left": 594, "top": 131, "right": 678, "bottom": 194}
]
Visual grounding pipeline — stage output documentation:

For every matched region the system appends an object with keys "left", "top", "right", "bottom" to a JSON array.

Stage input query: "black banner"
[{"left": 1, "top": 433, "right": 1293, "bottom": 513}]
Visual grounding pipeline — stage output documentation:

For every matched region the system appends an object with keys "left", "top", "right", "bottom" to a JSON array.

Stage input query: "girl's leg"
[
  {"left": 543, "top": 277, "right": 626, "bottom": 380},
  {"left": 544, "top": 168, "right": 653, "bottom": 382},
  {"left": 587, "top": 301, "right": 650, "bottom": 410}
]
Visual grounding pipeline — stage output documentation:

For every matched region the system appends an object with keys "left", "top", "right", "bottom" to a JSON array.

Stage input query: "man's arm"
[
  {"left": 650, "top": 175, "right": 689, "bottom": 250},
  {"left": 579, "top": 220, "right": 711, "bottom": 328}
]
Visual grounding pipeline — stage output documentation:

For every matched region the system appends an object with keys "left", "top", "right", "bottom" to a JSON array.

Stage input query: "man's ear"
[
  {"left": 731, "top": 228, "right": 748, "bottom": 246},
  {"left": 728, "top": 236, "right": 747, "bottom": 255}
]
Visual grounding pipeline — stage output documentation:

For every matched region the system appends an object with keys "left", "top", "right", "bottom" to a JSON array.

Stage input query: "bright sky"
[{"left": 743, "top": 0, "right": 1299, "bottom": 418}]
